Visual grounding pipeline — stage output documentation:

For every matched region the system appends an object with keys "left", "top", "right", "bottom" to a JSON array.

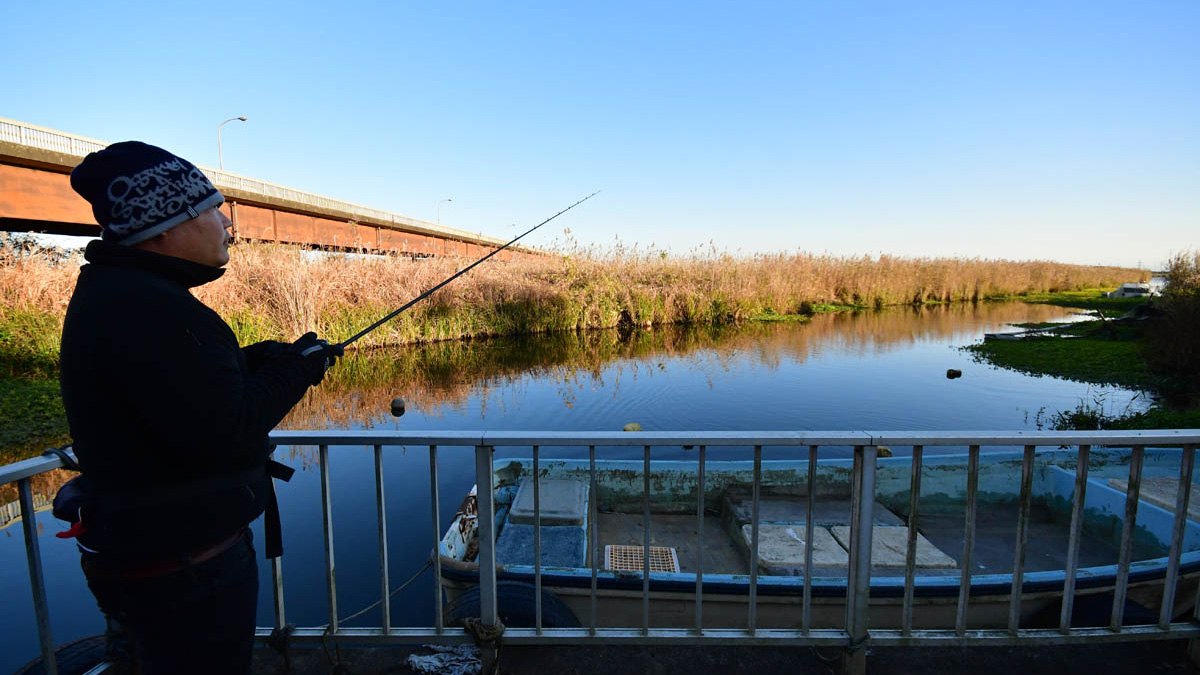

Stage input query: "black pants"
[{"left": 82, "top": 530, "right": 258, "bottom": 675}]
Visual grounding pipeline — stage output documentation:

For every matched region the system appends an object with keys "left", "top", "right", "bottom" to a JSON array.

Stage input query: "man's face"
[{"left": 152, "top": 205, "right": 234, "bottom": 267}]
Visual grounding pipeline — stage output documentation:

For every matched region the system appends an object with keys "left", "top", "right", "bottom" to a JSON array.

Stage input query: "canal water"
[{"left": 0, "top": 302, "right": 1149, "bottom": 671}]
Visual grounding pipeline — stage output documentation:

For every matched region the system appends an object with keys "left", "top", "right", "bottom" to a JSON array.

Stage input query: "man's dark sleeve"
[{"left": 122, "top": 320, "right": 316, "bottom": 459}]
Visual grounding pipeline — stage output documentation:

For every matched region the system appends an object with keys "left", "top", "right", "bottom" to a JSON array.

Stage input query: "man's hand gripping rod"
[{"left": 337, "top": 190, "right": 600, "bottom": 349}]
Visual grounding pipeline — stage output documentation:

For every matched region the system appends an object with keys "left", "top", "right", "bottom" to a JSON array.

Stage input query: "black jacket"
[{"left": 59, "top": 240, "right": 313, "bottom": 557}]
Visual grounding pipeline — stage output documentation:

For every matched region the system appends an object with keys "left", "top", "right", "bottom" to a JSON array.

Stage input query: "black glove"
[
  {"left": 291, "top": 332, "right": 344, "bottom": 385},
  {"left": 242, "top": 340, "right": 288, "bottom": 372}
]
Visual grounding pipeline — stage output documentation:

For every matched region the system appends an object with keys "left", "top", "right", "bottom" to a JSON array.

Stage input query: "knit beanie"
[{"left": 70, "top": 141, "right": 225, "bottom": 245}]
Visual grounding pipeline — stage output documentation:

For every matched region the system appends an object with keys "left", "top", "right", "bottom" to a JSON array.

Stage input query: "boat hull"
[
  {"left": 438, "top": 447, "right": 1200, "bottom": 631},
  {"left": 440, "top": 570, "right": 1199, "bottom": 630}
]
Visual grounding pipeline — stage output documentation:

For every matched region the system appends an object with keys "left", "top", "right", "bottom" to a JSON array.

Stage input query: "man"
[{"left": 59, "top": 141, "right": 340, "bottom": 674}]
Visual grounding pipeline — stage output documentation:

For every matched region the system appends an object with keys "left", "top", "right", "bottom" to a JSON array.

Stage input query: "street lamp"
[
  {"left": 217, "top": 116, "right": 248, "bottom": 171},
  {"left": 437, "top": 198, "right": 452, "bottom": 225}
]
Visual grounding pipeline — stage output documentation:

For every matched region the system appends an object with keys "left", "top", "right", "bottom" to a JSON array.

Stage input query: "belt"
[{"left": 83, "top": 528, "right": 247, "bottom": 583}]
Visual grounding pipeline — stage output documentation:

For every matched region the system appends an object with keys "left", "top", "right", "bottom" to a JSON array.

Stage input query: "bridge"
[{"left": 0, "top": 117, "right": 530, "bottom": 260}]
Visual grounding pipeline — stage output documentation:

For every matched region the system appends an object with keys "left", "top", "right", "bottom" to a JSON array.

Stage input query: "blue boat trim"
[{"left": 440, "top": 550, "right": 1200, "bottom": 599}]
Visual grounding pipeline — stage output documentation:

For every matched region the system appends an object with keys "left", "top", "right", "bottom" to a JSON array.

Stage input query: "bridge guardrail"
[{"left": 0, "top": 117, "right": 510, "bottom": 248}]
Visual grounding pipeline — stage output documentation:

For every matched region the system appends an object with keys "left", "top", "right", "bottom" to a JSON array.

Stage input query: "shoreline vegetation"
[
  {"left": 0, "top": 239, "right": 1154, "bottom": 458},
  {"left": 966, "top": 252, "right": 1200, "bottom": 431}
]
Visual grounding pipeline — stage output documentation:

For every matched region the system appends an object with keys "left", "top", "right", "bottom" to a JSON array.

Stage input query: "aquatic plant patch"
[{"left": 964, "top": 326, "right": 1160, "bottom": 391}]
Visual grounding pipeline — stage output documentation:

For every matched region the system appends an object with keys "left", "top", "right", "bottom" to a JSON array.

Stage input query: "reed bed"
[{"left": 0, "top": 238, "right": 1144, "bottom": 374}]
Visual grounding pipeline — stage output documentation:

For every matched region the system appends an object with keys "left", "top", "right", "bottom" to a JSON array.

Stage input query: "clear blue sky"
[{"left": 2, "top": 1, "right": 1196, "bottom": 267}]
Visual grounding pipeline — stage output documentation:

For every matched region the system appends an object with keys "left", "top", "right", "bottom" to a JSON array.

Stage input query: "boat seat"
[
  {"left": 740, "top": 524, "right": 850, "bottom": 574},
  {"left": 1109, "top": 477, "right": 1200, "bottom": 521},
  {"left": 828, "top": 525, "right": 957, "bottom": 569},
  {"left": 739, "top": 524, "right": 958, "bottom": 573},
  {"left": 495, "top": 521, "right": 588, "bottom": 568},
  {"left": 508, "top": 477, "right": 589, "bottom": 526},
  {"left": 723, "top": 487, "right": 904, "bottom": 527}
]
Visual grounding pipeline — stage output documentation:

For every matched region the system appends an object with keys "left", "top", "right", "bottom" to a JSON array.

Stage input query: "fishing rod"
[{"left": 337, "top": 190, "right": 600, "bottom": 349}]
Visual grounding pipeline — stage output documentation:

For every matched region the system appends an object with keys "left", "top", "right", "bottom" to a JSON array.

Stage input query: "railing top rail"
[
  {"left": 865, "top": 429, "right": 1200, "bottom": 446},
  {"left": 0, "top": 451, "right": 76, "bottom": 484},
  {"left": 6, "top": 429, "right": 1198, "bottom": 485},
  {"left": 0, "top": 116, "right": 512, "bottom": 249},
  {"left": 269, "top": 428, "right": 1200, "bottom": 448},
  {"left": 270, "top": 430, "right": 878, "bottom": 447}
]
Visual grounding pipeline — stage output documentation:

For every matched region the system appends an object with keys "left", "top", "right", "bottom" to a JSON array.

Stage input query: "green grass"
[
  {"left": 991, "top": 288, "right": 1149, "bottom": 313},
  {"left": 964, "top": 322, "right": 1165, "bottom": 390},
  {"left": 749, "top": 302, "right": 866, "bottom": 321},
  {"left": 748, "top": 308, "right": 812, "bottom": 323},
  {"left": 0, "top": 375, "right": 69, "bottom": 455},
  {"left": 0, "top": 308, "right": 60, "bottom": 378},
  {"left": 804, "top": 302, "right": 865, "bottom": 314}
]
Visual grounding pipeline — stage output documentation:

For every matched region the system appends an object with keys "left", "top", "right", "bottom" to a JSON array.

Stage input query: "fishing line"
[{"left": 337, "top": 190, "right": 600, "bottom": 349}]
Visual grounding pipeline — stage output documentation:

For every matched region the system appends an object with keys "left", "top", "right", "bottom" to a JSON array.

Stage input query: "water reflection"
[{"left": 284, "top": 301, "right": 1084, "bottom": 431}]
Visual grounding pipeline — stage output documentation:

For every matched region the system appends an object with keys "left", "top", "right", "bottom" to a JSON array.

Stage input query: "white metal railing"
[
  {"left": 5, "top": 429, "right": 1200, "bottom": 675},
  {"left": 0, "top": 116, "right": 511, "bottom": 249}
]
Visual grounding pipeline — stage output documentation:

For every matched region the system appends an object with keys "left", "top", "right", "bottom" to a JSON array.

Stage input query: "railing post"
[
  {"left": 642, "top": 445, "right": 652, "bottom": 634},
  {"left": 1111, "top": 445, "right": 1145, "bottom": 631},
  {"left": 843, "top": 445, "right": 875, "bottom": 675},
  {"left": 430, "top": 445, "right": 444, "bottom": 633},
  {"left": 533, "top": 445, "right": 542, "bottom": 634},
  {"left": 589, "top": 446, "right": 598, "bottom": 634},
  {"left": 474, "top": 445, "right": 500, "bottom": 675},
  {"left": 902, "top": 445, "right": 923, "bottom": 636},
  {"left": 1060, "top": 444, "right": 1090, "bottom": 632},
  {"left": 319, "top": 445, "right": 338, "bottom": 632},
  {"left": 1160, "top": 444, "right": 1194, "bottom": 628},
  {"left": 695, "top": 444, "right": 706, "bottom": 634},
  {"left": 956, "top": 445, "right": 981, "bottom": 636},
  {"left": 19, "top": 478, "right": 56, "bottom": 675},
  {"left": 374, "top": 445, "right": 391, "bottom": 633},
  {"left": 271, "top": 557, "right": 286, "bottom": 629},
  {"left": 1008, "top": 445, "right": 1036, "bottom": 634}
]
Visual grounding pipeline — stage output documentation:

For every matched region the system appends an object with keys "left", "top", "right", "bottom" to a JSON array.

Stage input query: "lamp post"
[
  {"left": 217, "top": 116, "right": 248, "bottom": 171},
  {"left": 437, "top": 198, "right": 452, "bottom": 225}
]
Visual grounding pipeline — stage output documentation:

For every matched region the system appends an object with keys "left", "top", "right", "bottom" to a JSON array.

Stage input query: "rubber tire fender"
[
  {"left": 13, "top": 635, "right": 107, "bottom": 675},
  {"left": 445, "top": 580, "right": 581, "bottom": 628}
]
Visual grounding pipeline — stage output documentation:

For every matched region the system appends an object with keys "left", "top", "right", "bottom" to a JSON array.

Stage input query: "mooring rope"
[
  {"left": 463, "top": 616, "right": 507, "bottom": 675},
  {"left": 267, "top": 624, "right": 295, "bottom": 673},
  {"left": 270, "top": 558, "right": 435, "bottom": 673},
  {"left": 337, "top": 559, "right": 434, "bottom": 626}
]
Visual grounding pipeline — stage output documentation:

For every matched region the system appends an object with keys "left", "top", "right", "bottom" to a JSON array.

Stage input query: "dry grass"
[
  {"left": 0, "top": 241, "right": 77, "bottom": 376},
  {"left": 199, "top": 244, "right": 1148, "bottom": 346},
  {"left": 1, "top": 239, "right": 1144, "bottom": 366}
]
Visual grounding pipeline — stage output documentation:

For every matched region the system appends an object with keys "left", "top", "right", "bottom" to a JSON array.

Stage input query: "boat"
[
  {"left": 1107, "top": 283, "right": 1158, "bottom": 298},
  {"left": 436, "top": 445, "right": 1200, "bottom": 630}
]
